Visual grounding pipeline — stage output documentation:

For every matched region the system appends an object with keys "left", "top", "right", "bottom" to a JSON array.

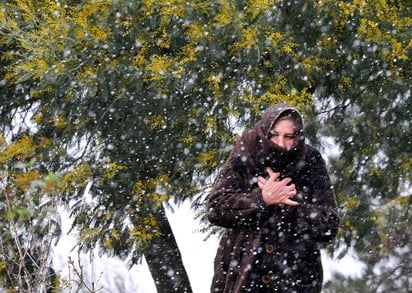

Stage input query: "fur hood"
[{"left": 232, "top": 103, "right": 306, "bottom": 177}]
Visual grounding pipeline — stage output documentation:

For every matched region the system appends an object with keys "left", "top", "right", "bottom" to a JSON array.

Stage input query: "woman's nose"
[{"left": 276, "top": 137, "right": 285, "bottom": 148}]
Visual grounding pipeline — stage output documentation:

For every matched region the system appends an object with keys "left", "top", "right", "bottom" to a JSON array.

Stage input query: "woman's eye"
[{"left": 269, "top": 133, "right": 295, "bottom": 140}]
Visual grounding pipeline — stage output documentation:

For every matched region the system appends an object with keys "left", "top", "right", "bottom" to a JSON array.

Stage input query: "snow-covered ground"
[{"left": 53, "top": 200, "right": 363, "bottom": 293}]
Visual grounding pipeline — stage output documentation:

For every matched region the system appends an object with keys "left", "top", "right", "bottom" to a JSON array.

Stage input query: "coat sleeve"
[
  {"left": 207, "top": 153, "right": 268, "bottom": 229},
  {"left": 296, "top": 149, "right": 340, "bottom": 242}
]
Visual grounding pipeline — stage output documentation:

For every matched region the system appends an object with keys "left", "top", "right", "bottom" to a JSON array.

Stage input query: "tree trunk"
[{"left": 144, "top": 205, "right": 193, "bottom": 293}]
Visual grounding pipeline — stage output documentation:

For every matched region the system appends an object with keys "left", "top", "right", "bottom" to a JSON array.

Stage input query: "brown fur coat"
[{"left": 207, "top": 103, "right": 339, "bottom": 293}]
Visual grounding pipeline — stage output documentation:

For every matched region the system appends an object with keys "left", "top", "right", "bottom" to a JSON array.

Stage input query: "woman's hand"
[{"left": 258, "top": 167, "right": 300, "bottom": 207}]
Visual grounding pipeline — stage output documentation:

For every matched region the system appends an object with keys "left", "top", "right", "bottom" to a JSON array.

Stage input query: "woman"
[{"left": 207, "top": 103, "right": 340, "bottom": 292}]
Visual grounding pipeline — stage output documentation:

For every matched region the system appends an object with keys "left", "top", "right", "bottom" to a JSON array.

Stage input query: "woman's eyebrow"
[{"left": 272, "top": 131, "right": 295, "bottom": 135}]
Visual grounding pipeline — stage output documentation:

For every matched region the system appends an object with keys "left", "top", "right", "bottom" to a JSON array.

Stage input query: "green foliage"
[
  {"left": 1, "top": 0, "right": 411, "bottom": 291},
  {"left": 299, "top": 1, "right": 412, "bottom": 291},
  {"left": 0, "top": 1, "right": 313, "bottom": 291},
  {"left": 0, "top": 0, "right": 312, "bottom": 260},
  {"left": 0, "top": 135, "right": 60, "bottom": 292}
]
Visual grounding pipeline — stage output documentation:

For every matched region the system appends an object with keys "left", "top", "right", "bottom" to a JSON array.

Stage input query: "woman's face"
[{"left": 270, "top": 119, "right": 296, "bottom": 150}]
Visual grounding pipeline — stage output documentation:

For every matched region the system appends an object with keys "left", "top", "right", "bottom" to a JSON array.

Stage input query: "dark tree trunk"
[{"left": 144, "top": 205, "right": 193, "bottom": 293}]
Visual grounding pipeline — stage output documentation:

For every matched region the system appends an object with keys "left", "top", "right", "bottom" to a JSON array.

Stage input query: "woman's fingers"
[
  {"left": 266, "top": 167, "right": 280, "bottom": 181},
  {"left": 284, "top": 198, "right": 301, "bottom": 206},
  {"left": 280, "top": 177, "right": 292, "bottom": 185},
  {"left": 259, "top": 172, "right": 299, "bottom": 206}
]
